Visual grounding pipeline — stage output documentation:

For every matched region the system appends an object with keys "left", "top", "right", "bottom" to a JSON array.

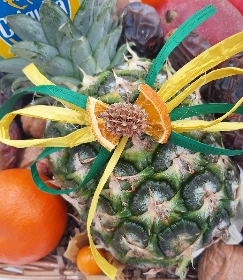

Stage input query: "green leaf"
[
  {"left": 56, "top": 20, "right": 82, "bottom": 59},
  {"left": 0, "top": 57, "right": 29, "bottom": 74},
  {"left": 40, "top": 0, "right": 71, "bottom": 46},
  {"left": 71, "top": 37, "right": 93, "bottom": 68},
  {"left": 177, "top": 258, "right": 190, "bottom": 280},
  {"left": 55, "top": 33, "right": 72, "bottom": 59},
  {"left": 6, "top": 14, "right": 48, "bottom": 43},
  {"left": 93, "top": 24, "right": 122, "bottom": 70},
  {"left": 0, "top": 73, "right": 23, "bottom": 93},
  {"left": 58, "top": 19, "right": 82, "bottom": 39},
  {"left": 110, "top": 44, "right": 127, "bottom": 68},
  {"left": 93, "top": 35, "right": 111, "bottom": 71},
  {"left": 110, "top": 15, "right": 120, "bottom": 31},
  {"left": 73, "top": 0, "right": 99, "bottom": 35},
  {"left": 51, "top": 76, "right": 81, "bottom": 88},
  {"left": 10, "top": 41, "right": 59, "bottom": 67},
  {"left": 11, "top": 76, "right": 34, "bottom": 92},
  {"left": 87, "top": 6, "right": 113, "bottom": 51},
  {"left": 45, "top": 56, "right": 76, "bottom": 77},
  {"left": 80, "top": 55, "right": 96, "bottom": 76},
  {"left": 99, "top": 0, "right": 116, "bottom": 16},
  {"left": 107, "top": 25, "right": 122, "bottom": 60}
]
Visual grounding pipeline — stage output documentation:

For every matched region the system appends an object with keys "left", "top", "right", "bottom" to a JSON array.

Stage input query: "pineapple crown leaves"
[
  {"left": 0, "top": 0, "right": 124, "bottom": 88},
  {"left": 3, "top": 5, "right": 243, "bottom": 280}
]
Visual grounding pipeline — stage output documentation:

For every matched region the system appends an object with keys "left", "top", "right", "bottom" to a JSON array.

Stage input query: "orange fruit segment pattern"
[
  {"left": 87, "top": 97, "right": 120, "bottom": 151},
  {"left": 137, "top": 84, "right": 171, "bottom": 144}
]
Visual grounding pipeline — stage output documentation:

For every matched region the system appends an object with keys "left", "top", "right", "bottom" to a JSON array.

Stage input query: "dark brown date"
[
  {"left": 201, "top": 55, "right": 243, "bottom": 168},
  {"left": 201, "top": 56, "right": 243, "bottom": 104},
  {"left": 167, "top": 31, "right": 211, "bottom": 71},
  {"left": 121, "top": 2, "right": 163, "bottom": 58}
]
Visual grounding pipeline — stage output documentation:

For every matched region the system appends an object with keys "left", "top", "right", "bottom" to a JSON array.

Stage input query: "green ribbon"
[
  {"left": 145, "top": 5, "right": 217, "bottom": 86},
  {"left": 170, "top": 103, "right": 243, "bottom": 121},
  {"left": 169, "top": 103, "right": 243, "bottom": 155},
  {"left": 0, "top": 85, "right": 88, "bottom": 120},
  {"left": 169, "top": 131, "right": 243, "bottom": 156},
  {"left": 30, "top": 147, "right": 111, "bottom": 194}
]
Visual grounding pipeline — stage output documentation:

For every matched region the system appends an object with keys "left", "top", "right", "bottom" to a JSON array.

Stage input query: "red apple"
[
  {"left": 227, "top": 0, "right": 243, "bottom": 15},
  {"left": 155, "top": 0, "right": 243, "bottom": 45}
]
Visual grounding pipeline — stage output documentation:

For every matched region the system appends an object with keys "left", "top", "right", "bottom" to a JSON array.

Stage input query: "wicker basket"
[{"left": 0, "top": 261, "right": 198, "bottom": 280}]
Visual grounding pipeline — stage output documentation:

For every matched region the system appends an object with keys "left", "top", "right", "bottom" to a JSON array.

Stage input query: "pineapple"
[{"left": 0, "top": 0, "right": 241, "bottom": 274}]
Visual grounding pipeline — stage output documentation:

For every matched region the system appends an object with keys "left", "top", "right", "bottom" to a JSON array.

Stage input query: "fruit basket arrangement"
[{"left": 1, "top": 0, "right": 243, "bottom": 280}]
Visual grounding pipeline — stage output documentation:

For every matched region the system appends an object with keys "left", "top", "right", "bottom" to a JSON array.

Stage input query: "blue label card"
[{"left": 0, "top": 0, "right": 80, "bottom": 58}]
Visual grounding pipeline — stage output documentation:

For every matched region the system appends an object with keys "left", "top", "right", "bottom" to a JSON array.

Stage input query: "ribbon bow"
[{"left": 2, "top": 5, "right": 243, "bottom": 279}]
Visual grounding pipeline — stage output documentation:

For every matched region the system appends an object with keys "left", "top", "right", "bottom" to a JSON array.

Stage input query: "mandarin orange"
[
  {"left": 76, "top": 245, "right": 106, "bottom": 275},
  {"left": 141, "top": 0, "right": 167, "bottom": 7},
  {"left": 0, "top": 168, "right": 68, "bottom": 265}
]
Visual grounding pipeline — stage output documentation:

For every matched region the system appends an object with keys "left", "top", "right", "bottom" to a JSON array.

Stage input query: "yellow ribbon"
[
  {"left": 160, "top": 31, "right": 243, "bottom": 102},
  {"left": 0, "top": 65, "right": 91, "bottom": 147},
  {"left": 87, "top": 137, "right": 128, "bottom": 279},
  {"left": 22, "top": 64, "right": 87, "bottom": 114},
  {"left": 1, "top": 105, "right": 88, "bottom": 127},
  {"left": 22, "top": 64, "right": 55, "bottom": 86},
  {"left": 172, "top": 93, "right": 243, "bottom": 133},
  {"left": 0, "top": 126, "right": 95, "bottom": 148},
  {"left": 0, "top": 104, "right": 92, "bottom": 147},
  {"left": 167, "top": 67, "right": 243, "bottom": 112}
]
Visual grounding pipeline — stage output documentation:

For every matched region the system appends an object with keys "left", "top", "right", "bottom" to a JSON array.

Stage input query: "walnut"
[
  {"left": 16, "top": 147, "right": 52, "bottom": 178},
  {"left": 21, "top": 114, "right": 46, "bottom": 139},
  {"left": 198, "top": 240, "right": 243, "bottom": 280}
]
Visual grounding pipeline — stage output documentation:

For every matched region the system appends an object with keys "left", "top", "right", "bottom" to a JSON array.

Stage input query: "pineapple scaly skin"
[
  {"left": 45, "top": 58, "right": 241, "bottom": 268},
  {"left": 0, "top": 0, "right": 241, "bottom": 271}
]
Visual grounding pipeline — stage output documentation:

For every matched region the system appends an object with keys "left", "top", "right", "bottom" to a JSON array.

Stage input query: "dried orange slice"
[
  {"left": 136, "top": 84, "right": 171, "bottom": 143},
  {"left": 86, "top": 97, "right": 120, "bottom": 151}
]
